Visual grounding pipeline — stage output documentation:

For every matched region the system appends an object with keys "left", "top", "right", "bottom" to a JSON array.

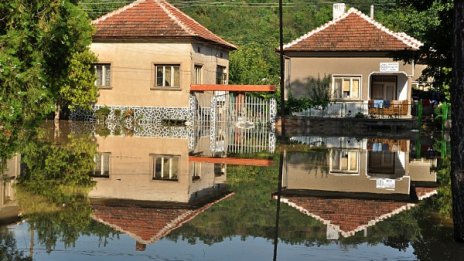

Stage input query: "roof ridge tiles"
[
  {"left": 157, "top": 0, "right": 196, "bottom": 36},
  {"left": 283, "top": 7, "right": 423, "bottom": 51}
]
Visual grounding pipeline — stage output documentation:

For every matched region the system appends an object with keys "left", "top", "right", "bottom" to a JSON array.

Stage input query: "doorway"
[{"left": 371, "top": 75, "right": 397, "bottom": 100}]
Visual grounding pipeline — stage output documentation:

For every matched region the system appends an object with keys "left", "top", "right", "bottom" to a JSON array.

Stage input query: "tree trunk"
[
  {"left": 451, "top": 0, "right": 464, "bottom": 242},
  {"left": 54, "top": 103, "right": 61, "bottom": 139},
  {"left": 54, "top": 103, "right": 61, "bottom": 122}
]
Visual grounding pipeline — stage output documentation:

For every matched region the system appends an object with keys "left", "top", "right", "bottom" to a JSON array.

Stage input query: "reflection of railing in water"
[{"left": 226, "top": 127, "right": 275, "bottom": 154}]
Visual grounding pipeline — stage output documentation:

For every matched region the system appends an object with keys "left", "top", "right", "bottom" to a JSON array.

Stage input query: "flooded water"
[{"left": 1, "top": 122, "right": 464, "bottom": 260}]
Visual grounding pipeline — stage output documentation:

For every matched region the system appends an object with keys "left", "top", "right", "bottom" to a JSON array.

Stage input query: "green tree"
[{"left": 0, "top": 0, "right": 96, "bottom": 126}]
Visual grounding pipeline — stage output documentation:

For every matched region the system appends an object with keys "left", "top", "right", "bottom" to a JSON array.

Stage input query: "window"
[
  {"left": 91, "top": 153, "right": 110, "bottom": 177},
  {"left": 216, "top": 66, "right": 227, "bottom": 85},
  {"left": 330, "top": 149, "right": 359, "bottom": 174},
  {"left": 193, "top": 65, "right": 202, "bottom": 84},
  {"left": 95, "top": 64, "right": 111, "bottom": 88},
  {"left": 152, "top": 155, "right": 179, "bottom": 181},
  {"left": 155, "top": 64, "right": 180, "bottom": 88},
  {"left": 333, "top": 76, "right": 361, "bottom": 99},
  {"left": 191, "top": 162, "right": 201, "bottom": 181}
]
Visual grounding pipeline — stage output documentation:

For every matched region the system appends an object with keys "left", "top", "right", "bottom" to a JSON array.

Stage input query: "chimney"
[
  {"left": 136, "top": 241, "right": 146, "bottom": 251},
  {"left": 333, "top": 3, "right": 346, "bottom": 20},
  {"left": 370, "top": 5, "right": 375, "bottom": 19}
]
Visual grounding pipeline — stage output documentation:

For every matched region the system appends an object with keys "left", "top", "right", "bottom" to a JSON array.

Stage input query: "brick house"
[{"left": 283, "top": 4, "right": 423, "bottom": 118}]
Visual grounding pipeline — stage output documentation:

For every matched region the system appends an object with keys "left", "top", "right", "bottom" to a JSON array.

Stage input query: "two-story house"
[{"left": 88, "top": 0, "right": 236, "bottom": 123}]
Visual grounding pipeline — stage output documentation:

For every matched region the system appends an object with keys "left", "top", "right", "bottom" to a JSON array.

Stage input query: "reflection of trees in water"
[
  {"left": 287, "top": 150, "right": 329, "bottom": 176},
  {"left": 0, "top": 126, "right": 119, "bottom": 253},
  {"left": 0, "top": 227, "right": 31, "bottom": 261}
]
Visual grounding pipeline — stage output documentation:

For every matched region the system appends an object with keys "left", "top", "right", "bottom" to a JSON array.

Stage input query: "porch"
[{"left": 293, "top": 100, "right": 412, "bottom": 119}]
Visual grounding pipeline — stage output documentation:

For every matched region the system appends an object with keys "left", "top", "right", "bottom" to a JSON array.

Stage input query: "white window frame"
[
  {"left": 332, "top": 75, "right": 362, "bottom": 100},
  {"left": 94, "top": 64, "right": 111, "bottom": 88},
  {"left": 151, "top": 154, "right": 180, "bottom": 181},
  {"left": 155, "top": 64, "right": 180, "bottom": 88},
  {"left": 329, "top": 149, "right": 359, "bottom": 175}
]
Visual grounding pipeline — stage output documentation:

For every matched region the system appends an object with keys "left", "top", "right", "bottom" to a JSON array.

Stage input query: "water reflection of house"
[
  {"left": 279, "top": 136, "right": 437, "bottom": 239},
  {"left": 0, "top": 155, "right": 21, "bottom": 225},
  {"left": 89, "top": 133, "right": 237, "bottom": 250}
]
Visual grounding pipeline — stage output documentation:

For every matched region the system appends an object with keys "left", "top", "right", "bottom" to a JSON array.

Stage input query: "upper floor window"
[
  {"left": 193, "top": 65, "right": 202, "bottom": 84},
  {"left": 95, "top": 64, "right": 111, "bottom": 88},
  {"left": 333, "top": 76, "right": 360, "bottom": 99},
  {"left": 155, "top": 64, "right": 180, "bottom": 88},
  {"left": 152, "top": 155, "right": 179, "bottom": 181},
  {"left": 216, "top": 66, "right": 227, "bottom": 85}
]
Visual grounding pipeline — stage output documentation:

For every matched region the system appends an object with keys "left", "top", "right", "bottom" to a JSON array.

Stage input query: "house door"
[{"left": 371, "top": 75, "right": 397, "bottom": 100}]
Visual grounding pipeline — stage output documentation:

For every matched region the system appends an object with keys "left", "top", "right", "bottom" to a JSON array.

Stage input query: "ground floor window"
[
  {"left": 333, "top": 76, "right": 361, "bottom": 99},
  {"left": 216, "top": 65, "right": 227, "bottom": 85},
  {"left": 330, "top": 149, "right": 359, "bottom": 174},
  {"left": 155, "top": 64, "right": 180, "bottom": 88},
  {"left": 152, "top": 155, "right": 179, "bottom": 181},
  {"left": 94, "top": 64, "right": 111, "bottom": 88}
]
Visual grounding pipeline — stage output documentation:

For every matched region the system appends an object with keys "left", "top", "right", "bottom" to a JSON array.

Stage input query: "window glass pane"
[
  {"left": 165, "top": 66, "right": 172, "bottom": 87},
  {"left": 332, "top": 150, "right": 340, "bottom": 170},
  {"left": 352, "top": 79, "right": 359, "bottom": 98},
  {"left": 349, "top": 152, "right": 358, "bottom": 171},
  {"left": 96, "top": 66, "right": 103, "bottom": 86},
  {"left": 171, "top": 157, "right": 179, "bottom": 179},
  {"left": 104, "top": 65, "right": 111, "bottom": 86},
  {"left": 173, "top": 66, "right": 180, "bottom": 87},
  {"left": 342, "top": 79, "right": 350, "bottom": 98},
  {"left": 340, "top": 151, "right": 348, "bottom": 170},
  {"left": 334, "top": 78, "right": 342, "bottom": 98},
  {"left": 156, "top": 66, "right": 163, "bottom": 87},
  {"left": 155, "top": 157, "right": 162, "bottom": 178},
  {"left": 216, "top": 66, "right": 226, "bottom": 84}
]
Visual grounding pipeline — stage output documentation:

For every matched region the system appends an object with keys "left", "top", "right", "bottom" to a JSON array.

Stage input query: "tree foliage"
[{"left": 0, "top": 0, "right": 96, "bottom": 125}]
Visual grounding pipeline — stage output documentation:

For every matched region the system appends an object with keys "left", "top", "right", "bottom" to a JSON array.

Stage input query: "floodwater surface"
[{"left": 1, "top": 122, "right": 463, "bottom": 261}]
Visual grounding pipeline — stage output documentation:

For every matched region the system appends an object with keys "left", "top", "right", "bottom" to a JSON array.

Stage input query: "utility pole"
[{"left": 451, "top": 0, "right": 464, "bottom": 242}]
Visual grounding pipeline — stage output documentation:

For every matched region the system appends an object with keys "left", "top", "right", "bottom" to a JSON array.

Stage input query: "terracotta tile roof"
[
  {"left": 281, "top": 196, "right": 415, "bottom": 237},
  {"left": 91, "top": 192, "right": 234, "bottom": 245},
  {"left": 415, "top": 187, "right": 438, "bottom": 200},
  {"left": 92, "top": 0, "right": 236, "bottom": 50},
  {"left": 284, "top": 8, "right": 422, "bottom": 52}
]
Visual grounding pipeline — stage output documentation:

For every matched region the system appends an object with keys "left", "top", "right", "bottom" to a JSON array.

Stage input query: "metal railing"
[{"left": 293, "top": 100, "right": 413, "bottom": 119}]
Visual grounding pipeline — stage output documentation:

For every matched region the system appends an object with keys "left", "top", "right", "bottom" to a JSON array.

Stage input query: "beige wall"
[
  {"left": 285, "top": 56, "right": 415, "bottom": 101},
  {"left": 89, "top": 136, "right": 224, "bottom": 203},
  {"left": 91, "top": 42, "right": 229, "bottom": 108},
  {"left": 0, "top": 155, "right": 20, "bottom": 219},
  {"left": 283, "top": 150, "right": 411, "bottom": 195}
]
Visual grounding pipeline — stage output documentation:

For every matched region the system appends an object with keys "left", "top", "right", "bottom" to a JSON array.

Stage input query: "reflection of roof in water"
[
  {"left": 279, "top": 187, "right": 437, "bottom": 238},
  {"left": 91, "top": 192, "right": 234, "bottom": 245}
]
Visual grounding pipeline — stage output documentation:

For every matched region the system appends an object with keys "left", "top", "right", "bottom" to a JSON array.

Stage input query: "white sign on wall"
[{"left": 380, "top": 62, "right": 399, "bottom": 72}]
